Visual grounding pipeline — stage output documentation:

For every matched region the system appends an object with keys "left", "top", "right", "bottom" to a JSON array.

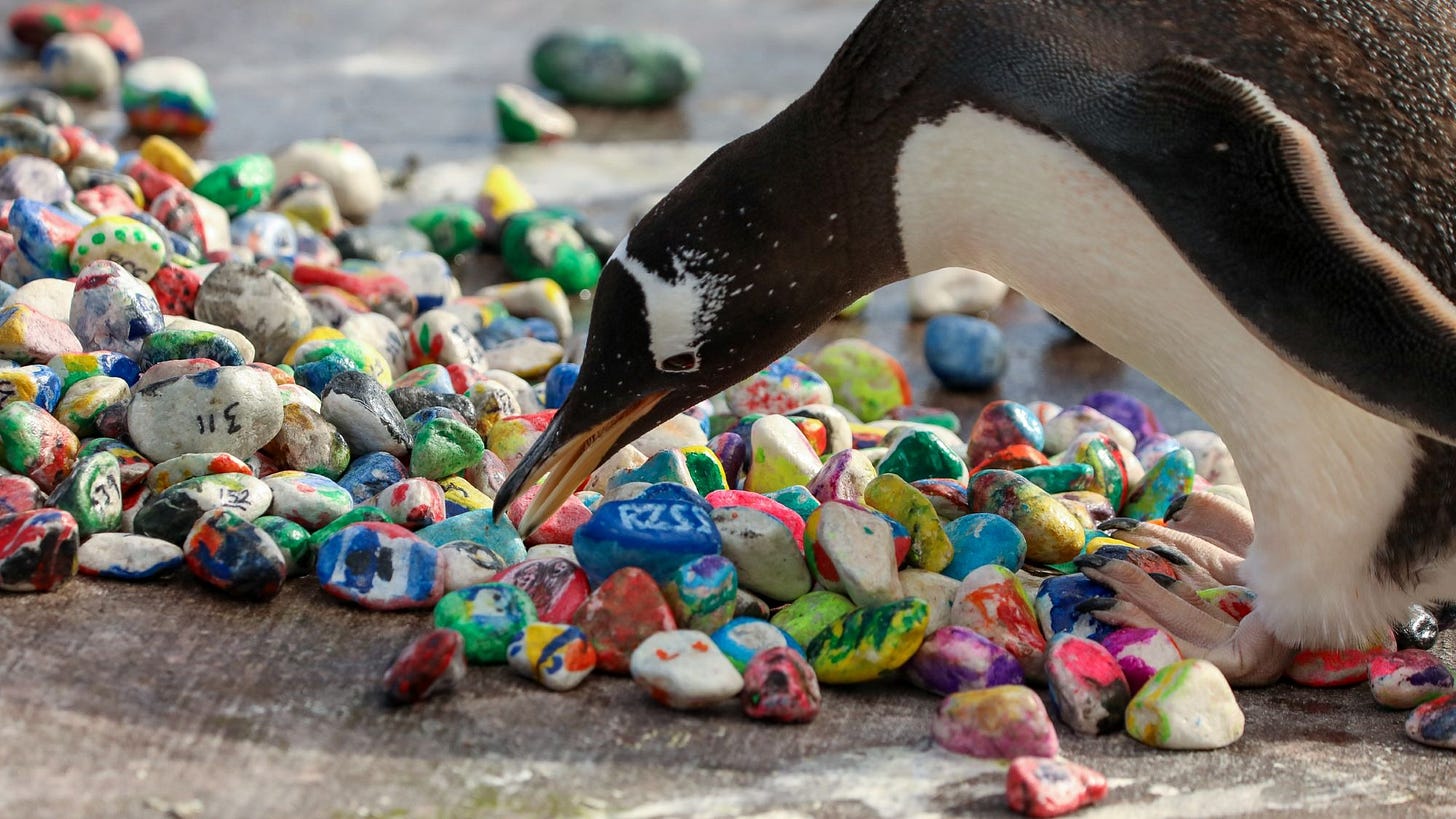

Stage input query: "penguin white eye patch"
[{"left": 612, "top": 240, "right": 727, "bottom": 375}]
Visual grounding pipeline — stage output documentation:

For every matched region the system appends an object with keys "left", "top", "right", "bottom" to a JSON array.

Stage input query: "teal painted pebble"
[
  {"left": 1122, "top": 448, "right": 1197, "bottom": 521},
  {"left": 878, "top": 429, "right": 969, "bottom": 484},
  {"left": 416, "top": 508, "right": 527, "bottom": 564},
  {"left": 532, "top": 28, "right": 701, "bottom": 107},
  {"left": 661, "top": 554, "right": 738, "bottom": 633},
  {"left": 942, "top": 513, "right": 1028, "bottom": 578}
]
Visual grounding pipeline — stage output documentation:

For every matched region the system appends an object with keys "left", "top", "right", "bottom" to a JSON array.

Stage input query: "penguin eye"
[{"left": 661, "top": 352, "right": 698, "bottom": 372}]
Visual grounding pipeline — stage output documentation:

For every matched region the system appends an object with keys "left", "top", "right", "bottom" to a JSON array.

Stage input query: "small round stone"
[
  {"left": 77, "top": 532, "right": 182, "bottom": 580},
  {"left": 924, "top": 314, "right": 1006, "bottom": 390},
  {"left": 383, "top": 628, "right": 466, "bottom": 705},
  {"left": 507, "top": 622, "right": 597, "bottom": 691},
  {"left": 741, "top": 646, "right": 821, "bottom": 724},
  {"left": 906, "top": 626, "right": 1025, "bottom": 696},
  {"left": 933, "top": 685, "right": 1059, "bottom": 759},
  {"left": 630, "top": 629, "right": 744, "bottom": 710},
  {"left": 316, "top": 521, "right": 445, "bottom": 611}
]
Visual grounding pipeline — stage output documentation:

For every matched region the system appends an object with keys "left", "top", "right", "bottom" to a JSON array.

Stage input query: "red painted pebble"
[
  {"left": 491, "top": 557, "right": 590, "bottom": 624},
  {"left": 1288, "top": 629, "right": 1395, "bottom": 687},
  {"left": 383, "top": 628, "right": 467, "bottom": 704},
  {"left": 0, "top": 508, "right": 79, "bottom": 592},
  {"left": 1045, "top": 634, "right": 1131, "bottom": 735},
  {"left": 571, "top": 566, "right": 677, "bottom": 673},
  {"left": 1096, "top": 627, "right": 1182, "bottom": 694},
  {"left": 506, "top": 483, "right": 591, "bottom": 546},
  {"left": 1005, "top": 757, "right": 1108, "bottom": 818},
  {"left": 741, "top": 646, "right": 821, "bottom": 723}
]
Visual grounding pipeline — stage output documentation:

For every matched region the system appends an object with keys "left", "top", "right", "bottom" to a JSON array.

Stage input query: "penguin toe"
[
  {"left": 1098, "top": 517, "right": 1244, "bottom": 585},
  {"left": 1163, "top": 491, "right": 1255, "bottom": 557}
]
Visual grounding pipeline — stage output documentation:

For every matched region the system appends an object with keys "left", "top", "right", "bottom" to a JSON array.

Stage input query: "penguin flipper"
[{"left": 1069, "top": 56, "right": 1456, "bottom": 444}]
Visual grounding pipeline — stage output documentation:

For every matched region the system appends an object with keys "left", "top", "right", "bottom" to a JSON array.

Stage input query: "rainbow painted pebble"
[
  {"left": 1369, "top": 649, "right": 1454, "bottom": 709},
  {"left": 0, "top": 507, "right": 78, "bottom": 592},
  {"left": 1406, "top": 694, "right": 1456, "bottom": 750},
  {"left": 507, "top": 622, "right": 597, "bottom": 691},
  {"left": 1125, "top": 659, "right": 1244, "bottom": 750},
  {"left": 315, "top": 521, "right": 444, "bottom": 611},
  {"left": 1096, "top": 627, "right": 1183, "bottom": 694},
  {"left": 661, "top": 553, "right": 738, "bottom": 633},
  {"left": 264, "top": 470, "right": 354, "bottom": 530},
  {"left": 950, "top": 565, "right": 1047, "bottom": 680},
  {"left": 434, "top": 582, "right": 538, "bottom": 664},
  {"left": 712, "top": 617, "right": 803, "bottom": 672}
]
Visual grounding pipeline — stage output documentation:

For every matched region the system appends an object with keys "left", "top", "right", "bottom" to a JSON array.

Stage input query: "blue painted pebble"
[
  {"left": 1034, "top": 574, "right": 1119, "bottom": 643},
  {"left": 338, "top": 451, "right": 409, "bottom": 503},
  {"left": 923, "top": 314, "right": 1006, "bottom": 390},
  {"left": 712, "top": 617, "right": 804, "bottom": 672},
  {"left": 543, "top": 362, "right": 579, "bottom": 409},
  {"left": 183, "top": 508, "right": 287, "bottom": 601},
  {"left": 572, "top": 499, "right": 722, "bottom": 586},
  {"left": 77, "top": 532, "right": 184, "bottom": 580},
  {"left": 315, "top": 521, "right": 445, "bottom": 610},
  {"left": 942, "top": 513, "right": 1028, "bottom": 579}
]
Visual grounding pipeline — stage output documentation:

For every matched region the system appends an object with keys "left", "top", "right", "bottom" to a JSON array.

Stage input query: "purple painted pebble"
[{"left": 906, "top": 625, "right": 1024, "bottom": 696}]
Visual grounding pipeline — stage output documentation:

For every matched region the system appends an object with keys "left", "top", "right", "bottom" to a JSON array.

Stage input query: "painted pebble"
[
  {"left": 434, "top": 582, "right": 538, "bottom": 664},
  {"left": 923, "top": 314, "right": 1006, "bottom": 390},
  {"left": 507, "top": 622, "right": 597, "bottom": 691},
  {"left": 971, "top": 470, "right": 1085, "bottom": 565},
  {"left": 532, "top": 28, "right": 701, "bottom": 106},
  {"left": 0, "top": 399, "right": 78, "bottom": 491},
  {"left": 1405, "top": 694, "right": 1456, "bottom": 750},
  {"left": 572, "top": 498, "right": 721, "bottom": 586},
  {"left": 864, "top": 472, "right": 953, "bottom": 572},
  {"left": 808, "top": 597, "right": 929, "bottom": 684},
  {"left": 132, "top": 473, "right": 271, "bottom": 544},
  {"left": 712, "top": 617, "right": 803, "bottom": 672},
  {"left": 127, "top": 365, "right": 284, "bottom": 462},
  {"left": 1045, "top": 634, "right": 1131, "bottom": 736},
  {"left": 182, "top": 509, "right": 286, "bottom": 601},
  {"left": 265, "top": 471, "right": 354, "bottom": 530},
  {"left": 741, "top": 646, "right": 821, "bottom": 724},
  {"left": 44, "top": 450, "right": 120, "bottom": 536},
  {"left": 770, "top": 590, "right": 858, "bottom": 648},
  {"left": 492, "top": 556, "right": 590, "bottom": 624},
  {"left": 1096, "top": 627, "right": 1183, "bottom": 694},
  {"left": 1369, "top": 649, "right": 1454, "bottom": 710},
  {"left": 805, "top": 500, "right": 905, "bottom": 608},
  {"left": 315, "top": 522, "right": 444, "bottom": 611},
  {"left": 906, "top": 625, "right": 1024, "bottom": 696},
  {"left": 1125, "top": 659, "right": 1244, "bottom": 750},
  {"left": 942, "top": 513, "right": 1028, "bottom": 578},
  {"left": 383, "top": 628, "right": 467, "bottom": 705},
  {"left": 1005, "top": 757, "right": 1108, "bottom": 818},
  {"left": 712, "top": 505, "right": 810, "bottom": 602},
  {"left": 630, "top": 629, "right": 744, "bottom": 709},
  {"left": 0, "top": 508, "right": 78, "bottom": 592},
  {"left": 77, "top": 532, "right": 182, "bottom": 580},
  {"left": 950, "top": 565, "right": 1048, "bottom": 680},
  {"left": 933, "top": 685, "right": 1059, "bottom": 759},
  {"left": 572, "top": 566, "right": 677, "bottom": 674}
]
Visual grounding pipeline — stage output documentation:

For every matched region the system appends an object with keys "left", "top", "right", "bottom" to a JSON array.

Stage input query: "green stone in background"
[
  {"left": 500, "top": 210, "right": 602, "bottom": 292},
  {"left": 531, "top": 28, "right": 701, "bottom": 107},
  {"left": 495, "top": 83, "right": 577, "bottom": 144},
  {"left": 192, "top": 153, "right": 275, "bottom": 216},
  {"left": 407, "top": 204, "right": 486, "bottom": 259},
  {"left": 253, "top": 515, "right": 312, "bottom": 576},
  {"left": 764, "top": 484, "right": 820, "bottom": 522}
]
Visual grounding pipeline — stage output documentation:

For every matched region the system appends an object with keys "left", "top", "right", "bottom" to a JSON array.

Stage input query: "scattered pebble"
[
  {"left": 1405, "top": 693, "right": 1456, "bottom": 750},
  {"left": 741, "top": 646, "right": 820, "bottom": 723},
  {"left": 932, "top": 685, "right": 1059, "bottom": 759},
  {"left": 1045, "top": 633, "right": 1130, "bottom": 735},
  {"left": 507, "top": 621, "right": 596, "bottom": 691},
  {"left": 1369, "top": 649, "right": 1454, "bottom": 710},
  {"left": 1005, "top": 756, "right": 1108, "bottom": 818},
  {"left": 383, "top": 628, "right": 466, "bottom": 705},
  {"left": 1125, "top": 659, "right": 1244, "bottom": 750}
]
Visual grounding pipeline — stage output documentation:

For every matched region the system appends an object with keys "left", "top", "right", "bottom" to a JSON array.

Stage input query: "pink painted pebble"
[
  {"left": 933, "top": 685, "right": 1059, "bottom": 759},
  {"left": 383, "top": 628, "right": 467, "bottom": 704},
  {"left": 1406, "top": 693, "right": 1456, "bottom": 750},
  {"left": 1096, "top": 627, "right": 1182, "bottom": 694},
  {"left": 1005, "top": 757, "right": 1108, "bottom": 818},
  {"left": 905, "top": 625, "right": 1024, "bottom": 696},
  {"left": 1045, "top": 634, "right": 1130, "bottom": 735},
  {"left": 491, "top": 556, "right": 590, "bottom": 624},
  {"left": 741, "top": 646, "right": 821, "bottom": 724},
  {"left": 1288, "top": 629, "right": 1395, "bottom": 687},
  {"left": 1369, "top": 649, "right": 1454, "bottom": 709}
]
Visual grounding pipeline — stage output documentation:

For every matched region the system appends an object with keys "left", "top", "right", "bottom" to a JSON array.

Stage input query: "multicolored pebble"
[
  {"left": 769, "top": 590, "right": 857, "bottom": 648},
  {"left": 1044, "top": 405, "right": 1136, "bottom": 455},
  {"left": 492, "top": 557, "right": 590, "bottom": 624},
  {"left": 807, "top": 597, "right": 929, "bottom": 684},
  {"left": 121, "top": 56, "right": 214, "bottom": 135},
  {"left": 0, "top": 303, "right": 81, "bottom": 365},
  {"left": 0, "top": 365, "right": 61, "bottom": 412},
  {"left": 67, "top": 260, "right": 163, "bottom": 357},
  {"left": 1121, "top": 448, "right": 1196, "bottom": 521},
  {"left": 0, "top": 398, "right": 77, "bottom": 491},
  {"left": 182, "top": 508, "right": 286, "bottom": 601},
  {"left": 741, "top": 646, "right": 821, "bottom": 724},
  {"left": 743, "top": 413, "right": 822, "bottom": 494},
  {"left": 44, "top": 450, "right": 120, "bottom": 536},
  {"left": 0, "top": 473, "right": 44, "bottom": 515},
  {"left": 1369, "top": 649, "right": 1454, "bottom": 709},
  {"left": 932, "top": 685, "right": 1059, "bottom": 759},
  {"left": 806, "top": 339, "right": 911, "bottom": 421},
  {"left": 1287, "top": 630, "right": 1395, "bottom": 687},
  {"left": 572, "top": 498, "right": 720, "bottom": 586},
  {"left": 507, "top": 622, "right": 597, "bottom": 691},
  {"left": 77, "top": 532, "right": 182, "bottom": 580},
  {"left": 366, "top": 477, "right": 445, "bottom": 530},
  {"left": 261, "top": 403, "right": 350, "bottom": 479},
  {"left": 906, "top": 625, "right": 1025, "bottom": 696},
  {"left": 145, "top": 452, "right": 251, "bottom": 494},
  {"left": 1405, "top": 693, "right": 1456, "bottom": 750},
  {"left": 434, "top": 582, "right": 538, "bottom": 664},
  {"left": 1096, "top": 627, "right": 1183, "bottom": 694},
  {"left": 723, "top": 355, "right": 832, "bottom": 416},
  {"left": 712, "top": 617, "right": 803, "bottom": 672},
  {"left": 804, "top": 500, "right": 905, "bottom": 608},
  {"left": 1034, "top": 574, "right": 1118, "bottom": 643},
  {"left": 315, "top": 522, "right": 444, "bottom": 611},
  {"left": 630, "top": 629, "right": 744, "bottom": 709},
  {"left": 133, "top": 473, "right": 271, "bottom": 544},
  {"left": 251, "top": 515, "right": 311, "bottom": 576},
  {"left": 0, "top": 508, "right": 78, "bottom": 591},
  {"left": 1005, "top": 757, "right": 1108, "bottom": 818},
  {"left": 1125, "top": 659, "right": 1244, "bottom": 750},
  {"left": 950, "top": 565, "right": 1048, "bottom": 680},
  {"left": 383, "top": 628, "right": 467, "bottom": 705},
  {"left": 1045, "top": 634, "right": 1130, "bottom": 735},
  {"left": 259, "top": 471, "right": 351, "bottom": 530},
  {"left": 571, "top": 566, "right": 677, "bottom": 674},
  {"left": 967, "top": 401, "right": 1045, "bottom": 467},
  {"left": 661, "top": 554, "right": 738, "bottom": 633},
  {"left": 971, "top": 470, "right": 1085, "bottom": 565},
  {"left": 864, "top": 473, "right": 953, "bottom": 572}
]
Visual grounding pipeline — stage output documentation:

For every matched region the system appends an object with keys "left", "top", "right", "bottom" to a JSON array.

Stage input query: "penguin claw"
[
  {"left": 1163, "top": 491, "right": 1255, "bottom": 557},
  {"left": 1080, "top": 556, "right": 1293, "bottom": 685},
  {"left": 1103, "top": 518, "right": 1245, "bottom": 585}
]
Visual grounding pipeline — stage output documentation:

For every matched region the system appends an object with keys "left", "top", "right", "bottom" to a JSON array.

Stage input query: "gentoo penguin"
[{"left": 495, "top": 0, "right": 1456, "bottom": 684}]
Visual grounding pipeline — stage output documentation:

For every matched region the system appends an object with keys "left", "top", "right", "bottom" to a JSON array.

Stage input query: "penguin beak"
[{"left": 493, "top": 391, "right": 667, "bottom": 538}]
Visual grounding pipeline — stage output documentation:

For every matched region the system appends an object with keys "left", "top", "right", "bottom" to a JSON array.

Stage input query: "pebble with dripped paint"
[{"left": 572, "top": 566, "right": 677, "bottom": 674}]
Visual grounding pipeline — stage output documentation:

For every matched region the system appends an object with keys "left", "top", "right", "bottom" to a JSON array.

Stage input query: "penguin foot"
[
  {"left": 1074, "top": 554, "right": 1294, "bottom": 686},
  {"left": 1098, "top": 514, "right": 1245, "bottom": 586},
  {"left": 1163, "top": 491, "right": 1255, "bottom": 557}
]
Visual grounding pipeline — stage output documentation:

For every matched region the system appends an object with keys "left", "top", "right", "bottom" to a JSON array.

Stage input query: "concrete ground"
[{"left": 2, "top": 1, "right": 1454, "bottom": 816}]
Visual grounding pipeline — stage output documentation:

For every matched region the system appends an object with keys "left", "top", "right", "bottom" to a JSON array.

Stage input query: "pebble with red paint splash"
[
  {"left": 1045, "top": 634, "right": 1130, "bottom": 735},
  {"left": 1406, "top": 693, "right": 1456, "bottom": 750},
  {"left": 932, "top": 685, "right": 1059, "bottom": 759},
  {"left": 383, "top": 628, "right": 467, "bottom": 705},
  {"left": 149, "top": 265, "right": 203, "bottom": 316},
  {"left": 1287, "top": 628, "right": 1395, "bottom": 687},
  {"left": 0, "top": 507, "right": 78, "bottom": 592},
  {"left": 1005, "top": 757, "right": 1108, "bottom": 818},
  {"left": 741, "top": 646, "right": 820, "bottom": 723},
  {"left": 182, "top": 508, "right": 286, "bottom": 601},
  {"left": 571, "top": 566, "right": 677, "bottom": 674},
  {"left": 505, "top": 483, "right": 591, "bottom": 546},
  {"left": 1369, "top": 649, "right": 1454, "bottom": 709},
  {"left": 0, "top": 398, "right": 78, "bottom": 492},
  {"left": 1197, "top": 585, "right": 1256, "bottom": 621},
  {"left": 0, "top": 473, "right": 44, "bottom": 515},
  {"left": 9, "top": 2, "right": 144, "bottom": 62},
  {"left": 492, "top": 556, "right": 590, "bottom": 623},
  {"left": 370, "top": 477, "right": 446, "bottom": 530}
]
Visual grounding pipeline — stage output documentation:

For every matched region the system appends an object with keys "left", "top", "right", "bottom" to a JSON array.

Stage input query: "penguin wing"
[{"left": 1066, "top": 56, "right": 1456, "bottom": 444}]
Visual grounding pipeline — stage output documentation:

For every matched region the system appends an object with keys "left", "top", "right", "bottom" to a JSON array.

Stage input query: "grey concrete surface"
[{"left": 1, "top": 2, "right": 1453, "bottom": 817}]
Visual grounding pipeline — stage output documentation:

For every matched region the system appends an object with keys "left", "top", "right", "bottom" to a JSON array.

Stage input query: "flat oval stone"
[
  {"left": 133, "top": 473, "right": 271, "bottom": 544},
  {"left": 383, "top": 628, "right": 466, "bottom": 705},
  {"left": 804, "top": 500, "right": 905, "bottom": 608},
  {"left": 1369, "top": 649, "right": 1454, "bottom": 709},
  {"left": 943, "top": 513, "right": 1027, "bottom": 578},
  {"left": 0, "top": 507, "right": 78, "bottom": 591},
  {"left": 77, "top": 531, "right": 182, "bottom": 580},
  {"left": 573, "top": 498, "right": 721, "bottom": 586},
  {"left": 532, "top": 28, "right": 701, "bottom": 106},
  {"left": 182, "top": 508, "right": 285, "bottom": 601},
  {"left": 741, "top": 646, "right": 821, "bottom": 724},
  {"left": 950, "top": 565, "right": 1047, "bottom": 680},
  {"left": 1125, "top": 658, "right": 1244, "bottom": 749},
  {"left": 438, "top": 540, "right": 508, "bottom": 591},
  {"left": 808, "top": 597, "right": 929, "bottom": 684},
  {"left": 571, "top": 566, "right": 676, "bottom": 674},
  {"left": 258, "top": 470, "right": 351, "bottom": 530},
  {"left": 661, "top": 554, "right": 737, "bottom": 633},
  {"left": 907, "top": 625, "right": 1025, "bottom": 696},
  {"left": 630, "top": 629, "right": 744, "bottom": 709},
  {"left": 491, "top": 556, "right": 590, "bottom": 624},
  {"left": 315, "top": 521, "right": 444, "bottom": 611},
  {"left": 933, "top": 685, "right": 1059, "bottom": 759},
  {"left": 712, "top": 617, "right": 803, "bottom": 672},
  {"left": 1405, "top": 693, "right": 1456, "bottom": 750},
  {"left": 712, "top": 505, "right": 809, "bottom": 602},
  {"left": 128, "top": 365, "right": 284, "bottom": 462},
  {"left": 770, "top": 590, "right": 857, "bottom": 648},
  {"left": 319, "top": 369, "right": 410, "bottom": 458},
  {"left": 434, "top": 581, "right": 538, "bottom": 664},
  {"left": 864, "top": 472, "right": 953, "bottom": 573},
  {"left": 415, "top": 508, "right": 527, "bottom": 564},
  {"left": 970, "top": 470, "right": 1085, "bottom": 565},
  {"left": 1046, "top": 634, "right": 1130, "bottom": 735},
  {"left": 1005, "top": 757, "right": 1108, "bottom": 818},
  {"left": 507, "top": 622, "right": 596, "bottom": 691},
  {"left": 146, "top": 452, "right": 252, "bottom": 494},
  {"left": 705, "top": 488, "right": 805, "bottom": 547},
  {"left": 69, "top": 214, "right": 167, "bottom": 280}
]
